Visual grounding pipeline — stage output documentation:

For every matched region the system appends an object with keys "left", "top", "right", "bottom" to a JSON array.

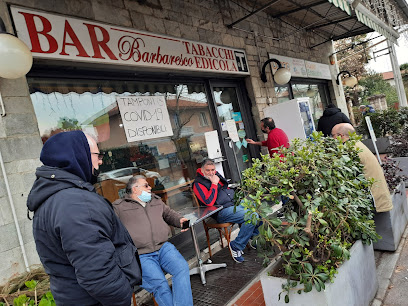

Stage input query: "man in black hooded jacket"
[
  {"left": 317, "top": 104, "right": 351, "bottom": 137},
  {"left": 27, "top": 131, "right": 142, "bottom": 306}
]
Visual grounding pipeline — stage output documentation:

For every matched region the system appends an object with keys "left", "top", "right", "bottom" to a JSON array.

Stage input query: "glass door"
[{"left": 210, "top": 84, "right": 253, "bottom": 183}]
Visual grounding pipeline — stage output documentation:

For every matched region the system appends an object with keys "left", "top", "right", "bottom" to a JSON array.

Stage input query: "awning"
[
  {"left": 231, "top": 1, "right": 405, "bottom": 48},
  {"left": 354, "top": 3, "right": 399, "bottom": 45},
  {"left": 328, "top": 0, "right": 399, "bottom": 44},
  {"left": 327, "top": 0, "right": 352, "bottom": 16},
  {"left": 28, "top": 78, "right": 206, "bottom": 95}
]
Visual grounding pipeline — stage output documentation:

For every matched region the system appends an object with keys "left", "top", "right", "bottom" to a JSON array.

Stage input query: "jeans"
[
  {"left": 139, "top": 242, "right": 193, "bottom": 306},
  {"left": 216, "top": 204, "right": 260, "bottom": 250}
]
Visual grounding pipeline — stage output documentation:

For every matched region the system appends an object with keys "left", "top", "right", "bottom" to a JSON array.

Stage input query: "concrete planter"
[
  {"left": 361, "top": 137, "right": 391, "bottom": 154},
  {"left": 374, "top": 182, "right": 408, "bottom": 251},
  {"left": 260, "top": 240, "right": 378, "bottom": 306}
]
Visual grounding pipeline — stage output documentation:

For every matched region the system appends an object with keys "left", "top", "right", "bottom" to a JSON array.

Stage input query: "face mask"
[
  {"left": 90, "top": 168, "right": 100, "bottom": 185},
  {"left": 261, "top": 128, "right": 268, "bottom": 133},
  {"left": 138, "top": 190, "right": 152, "bottom": 202}
]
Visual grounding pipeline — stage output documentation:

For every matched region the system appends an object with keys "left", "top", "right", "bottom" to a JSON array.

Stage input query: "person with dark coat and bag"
[
  {"left": 27, "top": 131, "right": 142, "bottom": 306},
  {"left": 317, "top": 104, "right": 351, "bottom": 137}
]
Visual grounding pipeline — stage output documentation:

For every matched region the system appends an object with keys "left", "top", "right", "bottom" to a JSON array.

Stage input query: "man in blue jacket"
[
  {"left": 27, "top": 131, "right": 142, "bottom": 306},
  {"left": 193, "top": 159, "right": 260, "bottom": 263}
]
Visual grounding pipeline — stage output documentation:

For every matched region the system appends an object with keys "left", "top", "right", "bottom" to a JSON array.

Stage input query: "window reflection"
[
  {"left": 275, "top": 85, "right": 291, "bottom": 104},
  {"left": 290, "top": 83, "right": 327, "bottom": 122},
  {"left": 29, "top": 79, "right": 213, "bottom": 233}
]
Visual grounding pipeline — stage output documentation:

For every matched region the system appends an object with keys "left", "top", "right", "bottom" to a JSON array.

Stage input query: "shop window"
[
  {"left": 274, "top": 80, "right": 330, "bottom": 123},
  {"left": 28, "top": 78, "right": 213, "bottom": 235},
  {"left": 292, "top": 83, "right": 328, "bottom": 123},
  {"left": 275, "top": 85, "right": 291, "bottom": 104},
  {"left": 199, "top": 112, "right": 209, "bottom": 127}
]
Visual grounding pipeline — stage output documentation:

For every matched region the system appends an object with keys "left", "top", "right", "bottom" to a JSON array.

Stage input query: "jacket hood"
[
  {"left": 40, "top": 130, "right": 93, "bottom": 183},
  {"left": 196, "top": 168, "right": 205, "bottom": 177},
  {"left": 27, "top": 165, "right": 95, "bottom": 212},
  {"left": 323, "top": 107, "right": 341, "bottom": 117}
]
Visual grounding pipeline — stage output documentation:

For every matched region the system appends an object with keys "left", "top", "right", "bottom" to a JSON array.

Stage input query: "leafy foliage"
[
  {"left": 0, "top": 280, "right": 55, "bottom": 306},
  {"left": 357, "top": 108, "right": 404, "bottom": 137},
  {"left": 400, "top": 63, "right": 408, "bottom": 71},
  {"left": 358, "top": 72, "right": 398, "bottom": 108},
  {"left": 381, "top": 158, "right": 406, "bottom": 192},
  {"left": 389, "top": 130, "right": 408, "bottom": 157},
  {"left": 334, "top": 35, "right": 370, "bottom": 80},
  {"left": 236, "top": 132, "right": 379, "bottom": 302}
]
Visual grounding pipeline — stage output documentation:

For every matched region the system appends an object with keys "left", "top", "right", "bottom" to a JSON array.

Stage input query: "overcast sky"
[{"left": 366, "top": 32, "right": 408, "bottom": 73}]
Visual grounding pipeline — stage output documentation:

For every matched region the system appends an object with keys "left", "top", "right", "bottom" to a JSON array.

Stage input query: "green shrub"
[
  {"left": 236, "top": 132, "right": 379, "bottom": 303},
  {"left": 358, "top": 108, "right": 403, "bottom": 137}
]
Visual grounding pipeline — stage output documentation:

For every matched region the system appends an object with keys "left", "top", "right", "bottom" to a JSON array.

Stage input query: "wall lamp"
[
  {"left": 336, "top": 70, "right": 358, "bottom": 87},
  {"left": 0, "top": 16, "right": 33, "bottom": 117},
  {"left": 260, "top": 58, "right": 291, "bottom": 85},
  {"left": 0, "top": 16, "right": 33, "bottom": 79}
]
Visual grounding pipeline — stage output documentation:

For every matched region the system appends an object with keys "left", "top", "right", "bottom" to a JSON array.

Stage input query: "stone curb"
[{"left": 371, "top": 225, "right": 408, "bottom": 305}]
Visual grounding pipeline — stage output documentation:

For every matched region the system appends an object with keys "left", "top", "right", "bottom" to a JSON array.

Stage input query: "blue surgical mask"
[{"left": 138, "top": 190, "right": 152, "bottom": 202}]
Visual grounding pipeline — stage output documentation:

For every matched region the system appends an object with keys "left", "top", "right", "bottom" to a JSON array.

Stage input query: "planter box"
[
  {"left": 374, "top": 182, "right": 408, "bottom": 251},
  {"left": 361, "top": 137, "right": 391, "bottom": 154},
  {"left": 261, "top": 240, "right": 378, "bottom": 306},
  {"left": 389, "top": 157, "right": 408, "bottom": 186}
]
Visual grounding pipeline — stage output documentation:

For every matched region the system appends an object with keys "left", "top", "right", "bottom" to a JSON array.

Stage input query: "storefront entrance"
[{"left": 28, "top": 71, "right": 257, "bottom": 237}]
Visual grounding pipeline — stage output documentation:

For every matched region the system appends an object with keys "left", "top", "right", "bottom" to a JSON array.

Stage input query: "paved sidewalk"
[{"left": 372, "top": 226, "right": 408, "bottom": 306}]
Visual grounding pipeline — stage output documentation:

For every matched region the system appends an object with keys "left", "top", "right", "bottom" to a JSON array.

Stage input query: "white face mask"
[{"left": 138, "top": 190, "right": 152, "bottom": 202}]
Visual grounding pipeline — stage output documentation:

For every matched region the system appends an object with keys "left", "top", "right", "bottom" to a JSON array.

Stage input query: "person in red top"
[{"left": 246, "top": 117, "right": 289, "bottom": 157}]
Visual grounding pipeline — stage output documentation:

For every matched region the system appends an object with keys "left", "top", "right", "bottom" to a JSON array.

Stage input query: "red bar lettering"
[
  {"left": 84, "top": 23, "right": 118, "bottom": 60},
  {"left": 19, "top": 12, "right": 58, "bottom": 53},
  {"left": 182, "top": 41, "right": 191, "bottom": 54},
  {"left": 197, "top": 44, "right": 205, "bottom": 56},
  {"left": 60, "top": 21, "right": 89, "bottom": 57}
]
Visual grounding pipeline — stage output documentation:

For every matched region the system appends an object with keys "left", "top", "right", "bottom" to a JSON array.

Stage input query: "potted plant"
[
  {"left": 236, "top": 132, "right": 379, "bottom": 305},
  {"left": 373, "top": 158, "right": 408, "bottom": 251},
  {"left": 388, "top": 130, "right": 408, "bottom": 184},
  {"left": 358, "top": 109, "right": 403, "bottom": 154}
]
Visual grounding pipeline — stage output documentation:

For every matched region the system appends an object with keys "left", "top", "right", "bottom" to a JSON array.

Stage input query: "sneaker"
[
  {"left": 248, "top": 239, "right": 257, "bottom": 250},
  {"left": 229, "top": 242, "right": 244, "bottom": 263}
]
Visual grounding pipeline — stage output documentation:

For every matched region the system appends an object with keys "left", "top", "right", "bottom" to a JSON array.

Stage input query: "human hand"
[
  {"left": 210, "top": 175, "right": 220, "bottom": 185},
  {"left": 180, "top": 217, "right": 189, "bottom": 232},
  {"left": 246, "top": 138, "right": 255, "bottom": 144}
]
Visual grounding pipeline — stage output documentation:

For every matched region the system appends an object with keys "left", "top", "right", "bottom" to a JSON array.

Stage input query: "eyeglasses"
[
  {"left": 91, "top": 152, "right": 105, "bottom": 160},
  {"left": 135, "top": 183, "right": 150, "bottom": 188}
]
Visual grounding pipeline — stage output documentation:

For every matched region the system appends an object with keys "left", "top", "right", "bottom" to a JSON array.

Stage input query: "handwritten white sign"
[{"left": 117, "top": 96, "right": 173, "bottom": 142}]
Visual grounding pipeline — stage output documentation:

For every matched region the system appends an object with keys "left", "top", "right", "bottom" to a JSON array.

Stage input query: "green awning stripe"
[
  {"left": 328, "top": 0, "right": 351, "bottom": 16},
  {"left": 355, "top": 9, "right": 398, "bottom": 44}
]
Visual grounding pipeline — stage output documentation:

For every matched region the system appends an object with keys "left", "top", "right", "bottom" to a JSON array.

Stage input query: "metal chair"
[{"left": 190, "top": 190, "right": 235, "bottom": 258}]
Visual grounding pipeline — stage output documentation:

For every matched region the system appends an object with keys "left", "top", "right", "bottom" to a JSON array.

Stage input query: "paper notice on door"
[
  {"left": 226, "top": 119, "right": 239, "bottom": 142},
  {"left": 205, "top": 130, "right": 223, "bottom": 159}
]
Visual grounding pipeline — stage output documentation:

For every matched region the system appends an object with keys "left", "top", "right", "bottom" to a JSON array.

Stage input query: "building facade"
[{"left": 0, "top": 0, "right": 406, "bottom": 284}]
